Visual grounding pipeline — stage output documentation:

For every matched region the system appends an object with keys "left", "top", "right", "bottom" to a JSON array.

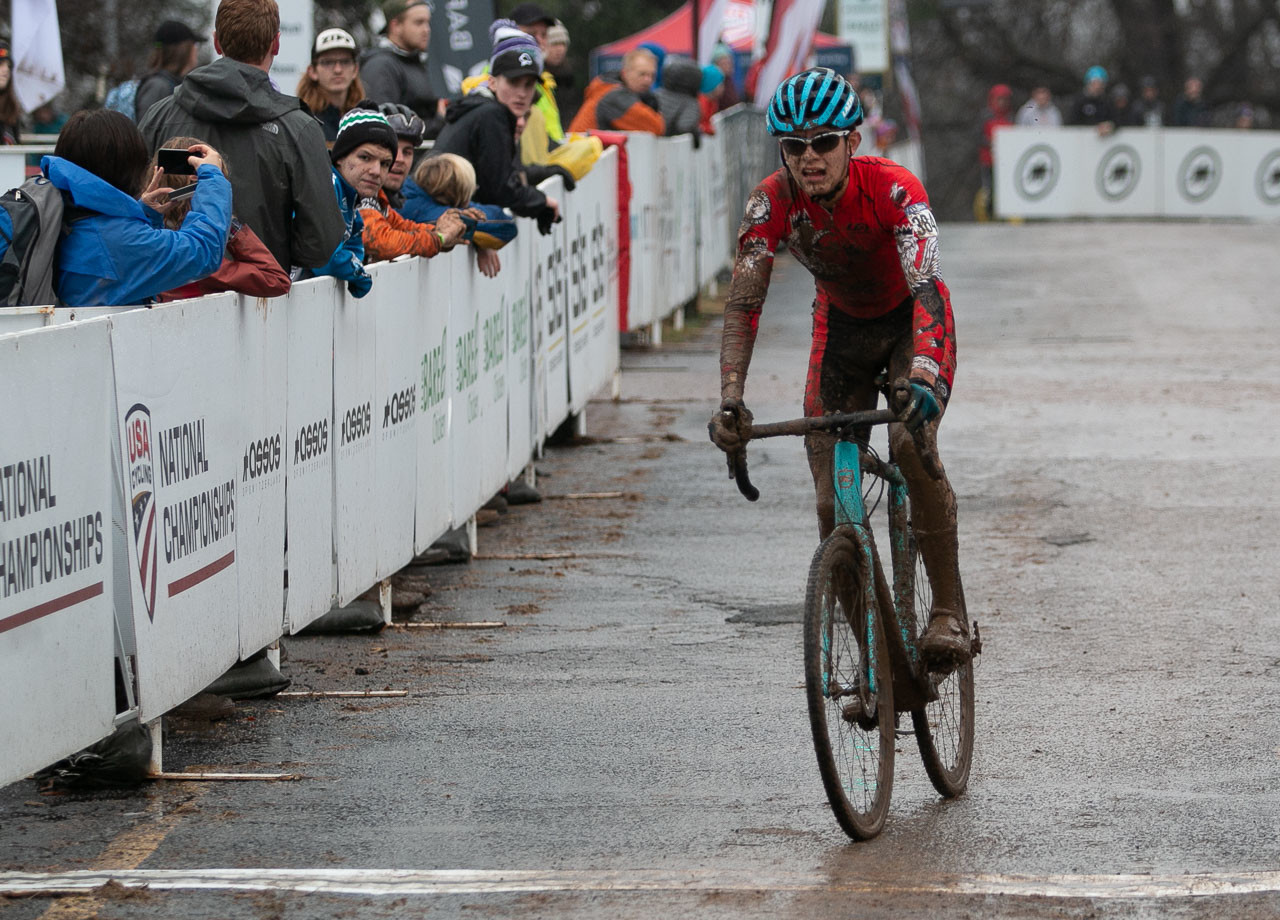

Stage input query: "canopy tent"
[{"left": 590, "top": 1, "right": 851, "bottom": 80}]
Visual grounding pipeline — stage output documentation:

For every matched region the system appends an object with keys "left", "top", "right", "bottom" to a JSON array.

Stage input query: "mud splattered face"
[{"left": 780, "top": 126, "right": 857, "bottom": 201}]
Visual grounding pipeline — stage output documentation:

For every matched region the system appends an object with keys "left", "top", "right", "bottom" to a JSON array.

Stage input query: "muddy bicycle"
[{"left": 725, "top": 381, "right": 980, "bottom": 839}]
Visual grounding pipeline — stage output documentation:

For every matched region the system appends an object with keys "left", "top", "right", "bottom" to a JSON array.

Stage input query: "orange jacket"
[
  {"left": 160, "top": 220, "right": 291, "bottom": 301},
  {"left": 359, "top": 189, "right": 446, "bottom": 263},
  {"left": 568, "top": 75, "right": 665, "bottom": 135}
]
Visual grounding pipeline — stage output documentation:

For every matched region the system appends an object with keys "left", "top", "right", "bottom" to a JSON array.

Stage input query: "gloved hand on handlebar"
[
  {"left": 708, "top": 398, "right": 753, "bottom": 452},
  {"left": 897, "top": 380, "right": 940, "bottom": 433}
]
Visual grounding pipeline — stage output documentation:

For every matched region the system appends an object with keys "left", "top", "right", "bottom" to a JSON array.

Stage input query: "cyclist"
[{"left": 708, "top": 69, "right": 969, "bottom": 668}]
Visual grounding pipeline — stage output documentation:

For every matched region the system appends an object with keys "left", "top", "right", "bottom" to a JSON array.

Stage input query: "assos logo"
[
  {"left": 341, "top": 402, "right": 372, "bottom": 445},
  {"left": 294, "top": 419, "right": 329, "bottom": 463},
  {"left": 124, "top": 403, "right": 160, "bottom": 620},
  {"left": 383, "top": 385, "right": 417, "bottom": 428},
  {"left": 1013, "top": 144, "right": 1060, "bottom": 202},
  {"left": 242, "top": 434, "right": 282, "bottom": 482}
]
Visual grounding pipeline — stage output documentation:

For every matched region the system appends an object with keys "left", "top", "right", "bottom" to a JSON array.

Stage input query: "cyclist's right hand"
[{"left": 708, "top": 398, "right": 753, "bottom": 452}]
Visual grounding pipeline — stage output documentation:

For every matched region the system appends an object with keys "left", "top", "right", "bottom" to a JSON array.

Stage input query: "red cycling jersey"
[{"left": 720, "top": 156, "right": 956, "bottom": 406}]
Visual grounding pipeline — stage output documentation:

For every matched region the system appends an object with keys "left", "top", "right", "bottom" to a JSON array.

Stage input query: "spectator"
[
  {"left": 432, "top": 27, "right": 561, "bottom": 234},
  {"left": 568, "top": 48, "right": 665, "bottom": 134},
  {"left": 1235, "top": 103, "right": 1256, "bottom": 130},
  {"left": 699, "top": 65, "right": 723, "bottom": 135},
  {"left": 405, "top": 154, "right": 515, "bottom": 277},
  {"left": 356, "top": 102, "right": 468, "bottom": 265},
  {"left": 1173, "top": 77, "right": 1210, "bottom": 127},
  {"left": 1070, "top": 65, "right": 1115, "bottom": 135},
  {"left": 0, "top": 42, "right": 20, "bottom": 144},
  {"left": 296, "top": 29, "right": 366, "bottom": 142},
  {"left": 711, "top": 43, "right": 740, "bottom": 111},
  {"left": 1131, "top": 76, "right": 1165, "bottom": 127},
  {"left": 638, "top": 41, "right": 667, "bottom": 89},
  {"left": 656, "top": 55, "right": 703, "bottom": 143},
  {"left": 42, "top": 110, "right": 231, "bottom": 306},
  {"left": 1016, "top": 84, "right": 1062, "bottom": 128},
  {"left": 976, "top": 83, "right": 1013, "bottom": 221},
  {"left": 873, "top": 118, "right": 899, "bottom": 154},
  {"left": 509, "top": 5, "right": 565, "bottom": 144},
  {"left": 299, "top": 109, "right": 397, "bottom": 297},
  {"left": 135, "top": 21, "right": 206, "bottom": 123},
  {"left": 544, "top": 21, "right": 579, "bottom": 126},
  {"left": 140, "top": 0, "right": 346, "bottom": 274},
  {"left": 29, "top": 102, "right": 67, "bottom": 135},
  {"left": 1111, "top": 83, "right": 1136, "bottom": 126},
  {"left": 152, "top": 134, "right": 291, "bottom": 301},
  {"left": 359, "top": 0, "right": 445, "bottom": 138}
]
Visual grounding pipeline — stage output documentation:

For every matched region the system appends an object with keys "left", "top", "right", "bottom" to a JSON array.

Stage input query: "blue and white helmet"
[{"left": 766, "top": 69, "right": 863, "bottom": 136}]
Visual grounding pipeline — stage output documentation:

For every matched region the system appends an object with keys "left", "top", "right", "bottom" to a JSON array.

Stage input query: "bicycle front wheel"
[
  {"left": 803, "top": 532, "right": 895, "bottom": 840},
  {"left": 909, "top": 534, "right": 975, "bottom": 797}
]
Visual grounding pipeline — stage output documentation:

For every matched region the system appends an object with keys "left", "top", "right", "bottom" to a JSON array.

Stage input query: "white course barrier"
[
  {"left": 0, "top": 116, "right": 780, "bottom": 787},
  {"left": 994, "top": 126, "right": 1280, "bottom": 220}
]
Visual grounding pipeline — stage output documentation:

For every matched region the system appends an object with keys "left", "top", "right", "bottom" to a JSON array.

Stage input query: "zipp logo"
[
  {"left": 341, "top": 403, "right": 372, "bottom": 445},
  {"left": 294, "top": 419, "right": 329, "bottom": 463},
  {"left": 383, "top": 386, "right": 416, "bottom": 428},
  {"left": 243, "top": 434, "right": 282, "bottom": 481}
]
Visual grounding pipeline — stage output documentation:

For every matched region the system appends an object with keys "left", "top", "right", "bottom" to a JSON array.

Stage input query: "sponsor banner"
[
  {"left": 233, "top": 296, "right": 288, "bottom": 657},
  {"left": 111, "top": 297, "right": 242, "bottom": 720},
  {"left": 332, "top": 283, "right": 379, "bottom": 607},
  {"left": 503, "top": 237, "right": 536, "bottom": 483},
  {"left": 415, "top": 258, "right": 454, "bottom": 554},
  {"left": 565, "top": 148, "right": 621, "bottom": 412},
  {"left": 532, "top": 175, "right": 571, "bottom": 440},
  {"left": 284, "top": 281, "right": 337, "bottom": 633},
  {"left": 450, "top": 239, "right": 512, "bottom": 522},
  {"left": 429, "top": 0, "right": 495, "bottom": 95},
  {"left": 0, "top": 321, "right": 116, "bottom": 786},
  {"left": 371, "top": 260, "right": 420, "bottom": 579},
  {"left": 624, "top": 132, "right": 660, "bottom": 332},
  {"left": 694, "top": 133, "right": 730, "bottom": 288},
  {"left": 1161, "top": 130, "right": 1235, "bottom": 218},
  {"left": 658, "top": 135, "right": 699, "bottom": 311},
  {"left": 269, "top": 0, "right": 314, "bottom": 98}
]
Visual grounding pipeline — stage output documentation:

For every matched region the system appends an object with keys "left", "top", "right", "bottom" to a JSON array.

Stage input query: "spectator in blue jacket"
[
  {"left": 403, "top": 153, "right": 517, "bottom": 252},
  {"left": 301, "top": 109, "right": 398, "bottom": 297},
  {"left": 44, "top": 109, "right": 231, "bottom": 306}
]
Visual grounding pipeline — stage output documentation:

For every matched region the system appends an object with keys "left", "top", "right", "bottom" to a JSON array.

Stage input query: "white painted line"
[{"left": 2, "top": 868, "right": 1279, "bottom": 900}]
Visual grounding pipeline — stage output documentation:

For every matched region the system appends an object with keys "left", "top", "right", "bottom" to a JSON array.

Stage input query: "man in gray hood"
[{"left": 140, "top": 0, "right": 345, "bottom": 272}]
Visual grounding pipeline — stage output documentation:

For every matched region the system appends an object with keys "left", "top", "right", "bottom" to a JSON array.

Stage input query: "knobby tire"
[{"left": 803, "top": 532, "right": 895, "bottom": 840}]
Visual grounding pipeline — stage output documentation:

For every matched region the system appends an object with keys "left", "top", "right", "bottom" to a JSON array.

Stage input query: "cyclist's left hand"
[
  {"left": 708, "top": 398, "right": 752, "bottom": 452},
  {"left": 897, "top": 381, "right": 940, "bottom": 432}
]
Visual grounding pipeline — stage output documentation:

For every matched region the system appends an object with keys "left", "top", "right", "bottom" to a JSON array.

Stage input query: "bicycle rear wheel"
[
  {"left": 908, "top": 533, "right": 975, "bottom": 797},
  {"left": 804, "top": 532, "right": 895, "bottom": 840}
]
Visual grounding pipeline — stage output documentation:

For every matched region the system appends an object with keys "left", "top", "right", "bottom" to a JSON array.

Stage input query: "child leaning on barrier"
[
  {"left": 152, "top": 135, "right": 291, "bottom": 302},
  {"left": 43, "top": 109, "right": 231, "bottom": 307},
  {"left": 295, "top": 109, "right": 398, "bottom": 297},
  {"left": 403, "top": 154, "right": 517, "bottom": 251}
]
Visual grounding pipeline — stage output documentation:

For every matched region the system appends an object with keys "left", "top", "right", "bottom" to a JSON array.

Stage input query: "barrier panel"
[
  {"left": 0, "top": 320, "right": 118, "bottom": 782},
  {"left": 0, "top": 125, "right": 754, "bottom": 788},
  {"left": 995, "top": 126, "right": 1280, "bottom": 220},
  {"left": 623, "top": 132, "right": 661, "bottom": 333}
]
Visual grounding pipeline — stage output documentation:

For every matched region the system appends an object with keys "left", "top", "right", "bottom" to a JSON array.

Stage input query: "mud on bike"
[{"left": 723, "top": 379, "right": 981, "bottom": 840}]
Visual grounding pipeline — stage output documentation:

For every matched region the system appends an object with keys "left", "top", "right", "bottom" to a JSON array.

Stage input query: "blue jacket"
[
  {"left": 44, "top": 156, "right": 231, "bottom": 307},
  {"left": 307, "top": 167, "right": 367, "bottom": 284},
  {"left": 401, "top": 177, "right": 517, "bottom": 250}
]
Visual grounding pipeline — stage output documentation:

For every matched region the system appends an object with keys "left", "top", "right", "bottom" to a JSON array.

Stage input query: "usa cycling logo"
[
  {"left": 1178, "top": 146, "right": 1222, "bottom": 203},
  {"left": 1014, "top": 144, "right": 1060, "bottom": 202},
  {"left": 1096, "top": 145, "right": 1141, "bottom": 201},
  {"left": 124, "top": 403, "right": 160, "bottom": 620}
]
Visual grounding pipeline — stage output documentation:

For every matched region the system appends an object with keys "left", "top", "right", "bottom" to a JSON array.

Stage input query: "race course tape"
[{"left": 2, "top": 867, "right": 1279, "bottom": 900}]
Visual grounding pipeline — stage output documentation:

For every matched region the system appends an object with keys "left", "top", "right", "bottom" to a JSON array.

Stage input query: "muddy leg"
[{"left": 806, "top": 432, "right": 838, "bottom": 540}]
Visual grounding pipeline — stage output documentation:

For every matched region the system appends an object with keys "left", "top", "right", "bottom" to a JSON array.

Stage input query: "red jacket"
[{"left": 159, "top": 220, "right": 291, "bottom": 302}]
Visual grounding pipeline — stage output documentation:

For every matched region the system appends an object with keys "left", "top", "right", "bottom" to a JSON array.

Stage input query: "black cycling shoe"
[{"left": 920, "top": 613, "right": 972, "bottom": 672}]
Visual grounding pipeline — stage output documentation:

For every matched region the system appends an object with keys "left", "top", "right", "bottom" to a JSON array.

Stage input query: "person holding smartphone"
[
  {"left": 150, "top": 135, "right": 291, "bottom": 301},
  {"left": 42, "top": 110, "right": 232, "bottom": 307}
]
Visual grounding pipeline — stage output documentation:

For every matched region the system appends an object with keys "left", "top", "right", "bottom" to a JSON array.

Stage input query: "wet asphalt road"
[{"left": 1, "top": 222, "right": 1279, "bottom": 919}]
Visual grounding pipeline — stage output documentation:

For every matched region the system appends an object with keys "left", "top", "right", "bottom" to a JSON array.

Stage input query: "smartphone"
[
  {"left": 166, "top": 182, "right": 198, "bottom": 203},
  {"left": 157, "top": 147, "right": 197, "bottom": 175}
]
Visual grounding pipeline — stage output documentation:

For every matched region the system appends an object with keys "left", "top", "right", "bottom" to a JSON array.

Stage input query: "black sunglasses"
[{"left": 778, "top": 131, "right": 851, "bottom": 158}]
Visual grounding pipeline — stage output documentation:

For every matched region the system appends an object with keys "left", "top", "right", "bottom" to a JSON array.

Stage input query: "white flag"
[
  {"left": 12, "top": 0, "right": 66, "bottom": 111},
  {"left": 752, "top": 0, "right": 825, "bottom": 107}
]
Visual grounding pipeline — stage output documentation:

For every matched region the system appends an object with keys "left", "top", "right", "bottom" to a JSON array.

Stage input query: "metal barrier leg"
[
  {"left": 574, "top": 409, "right": 587, "bottom": 438},
  {"left": 611, "top": 367, "right": 622, "bottom": 401},
  {"left": 523, "top": 462, "right": 537, "bottom": 488},
  {"left": 673, "top": 307, "right": 685, "bottom": 332},
  {"left": 466, "top": 516, "right": 478, "bottom": 556},
  {"left": 378, "top": 579, "right": 392, "bottom": 625},
  {"left": 266, "top": 641, "right": 281, "bottom": 670},
  {"left": 147, "top": 719, "right": 163, "bottom": 775},
  {"left": 649, "top": 319, "right": 662, "bottom": 346}
]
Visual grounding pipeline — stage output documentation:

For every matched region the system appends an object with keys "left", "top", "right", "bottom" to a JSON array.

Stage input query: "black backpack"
[{"left": 0, "top": 175, "right": 64, "bottom": 307}]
